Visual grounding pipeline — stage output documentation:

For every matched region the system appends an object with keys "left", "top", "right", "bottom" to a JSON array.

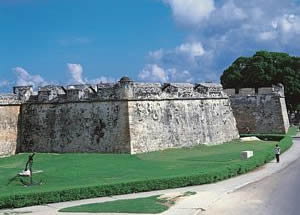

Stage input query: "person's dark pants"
[{"left": 276, "top": 154, "right": 280, "bottom": 163}]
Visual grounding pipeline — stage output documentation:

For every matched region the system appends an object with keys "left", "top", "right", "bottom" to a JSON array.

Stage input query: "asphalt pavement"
[{"left": 203, "top": 135, "right": 300, "bottom": 215}]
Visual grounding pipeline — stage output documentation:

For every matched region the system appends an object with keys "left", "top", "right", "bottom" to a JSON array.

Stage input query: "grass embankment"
[{"left": 0, "top": 127, "right": 297, "bottom": 209}]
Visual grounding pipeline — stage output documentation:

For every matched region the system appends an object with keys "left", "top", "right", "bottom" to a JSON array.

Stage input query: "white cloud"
[
  {"left": 67, "top": 63, "right": 115, "bottom": 84},
  {"left": 168, "top": 68, "right": 193, "bottom": 82},
  {"left": 271, "top": 14, "right": 300, "bottom": 34},
  {"left": 88, "top": 76, "right": 116, "bottom": 84},
  {"left": 13, "top": 67, "right": 47, "bottom": 87},
  {"left": 255, "top": 14, "right": 300, "bottom": 43},
  {"left": 139, "top": 64, "right": 169, "bottom": 82},
  {"left": 258, "top": 31, "right": 277, "bottom": 40},
  {"left": 1, "top": 64, "right": 116, "bottom": 91},
  {"left": 218, "top": 1, "right": 247, "bottom": 22},
  {"left": 175, "top": 42, "right": 205, "bottom": 58},
  {"left": 67, "top": 63, "right": 85, "bottom": 84},
  {"left": 139, "top": 64, "right": 193, "bottom": 83},
  {"left": 162, "top": 0, "right": 247, "bottom": 27},
  {"left": 152, "top": 0, "right": 300, "bottom": 82},
  {"left": 163, "top": 0, "right": 215, "bottom": 25},
  {"left": 149, "top": 49, "right": 164, "bottom": 60},
  {"left": 279, "top": 14, "right": 300, "bottom": 33},
  {"left": 148, "top": 42, "right": 205, "bottom": 67},
  {"left": 142, "top": 42, "right": 210, "bottom": 81}
]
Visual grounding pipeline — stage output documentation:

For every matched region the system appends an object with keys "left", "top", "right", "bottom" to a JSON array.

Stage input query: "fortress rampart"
[
  {"left": 224, "top": 84, "right": 290, "bottom": 134},
  {"left": 0, "top": 78, "right": 240, "bottom": 156}
]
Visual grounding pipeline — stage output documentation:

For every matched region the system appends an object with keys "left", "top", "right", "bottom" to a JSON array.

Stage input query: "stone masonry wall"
[
  {"left": 0, "top": 78, "right": 241, "bottom": 155},
  {"left": 18, "top": 101, "right": 131, "bottom": 153},
  {"left": 224, "top": 85, "right": 290, "bottom": 134},
  {"left": 0, "top": 94, "right": 21, "bottom": 156},
  {"left": 128, "top": 99, "right": 239, "bottom": 154}
]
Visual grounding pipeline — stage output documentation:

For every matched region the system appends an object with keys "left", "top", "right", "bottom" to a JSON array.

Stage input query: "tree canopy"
[{"left": 221, "top": 51, "right": 300, "bottom": 111}]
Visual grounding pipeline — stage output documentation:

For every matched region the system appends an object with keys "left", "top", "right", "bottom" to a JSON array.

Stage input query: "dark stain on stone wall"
[{"left": 18, "top": 102, "right": 131, "bottom": 154}]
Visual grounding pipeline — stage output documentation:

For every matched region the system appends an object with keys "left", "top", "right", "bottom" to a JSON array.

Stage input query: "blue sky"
[{"left": 1, "top": 0, "right": 300, "bottom": 91}]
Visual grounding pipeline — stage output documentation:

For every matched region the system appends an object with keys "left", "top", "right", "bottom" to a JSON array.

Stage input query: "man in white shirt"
[{"left": 274, "top": 144, "right": 281, "bottom": 163}]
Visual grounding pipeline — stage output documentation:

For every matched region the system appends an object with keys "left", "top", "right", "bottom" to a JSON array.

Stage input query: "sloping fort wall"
[
  {"left": 18, "top": 101, "right": 131, "bottom": 153},
  {"left": 0, "top": 78, "right": 291, "bottom": 156},
  {"left": 224, "top": 85, "right": 290, "bottom": 134},
  {"left": 0, "top": 77, "right": 240, "bottom": 155},
  {"left": 128, "top": 99, "right": 238, "bottom": 154},
  {"left": 0, "top": 94, "right": 21, "bottom": 157}
]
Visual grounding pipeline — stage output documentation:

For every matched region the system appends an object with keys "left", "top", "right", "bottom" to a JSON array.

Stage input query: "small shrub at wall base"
[{"left": 0, "top": 127, "right": 297, "bottom": 209}]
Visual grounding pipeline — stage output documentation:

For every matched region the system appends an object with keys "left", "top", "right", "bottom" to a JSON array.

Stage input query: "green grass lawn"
[
  {"left": 0, "top": 140, "right": 277, "bottom": 197},
  {"left": 59, "top": 191, "right": 196, "bottom": 214},
  {"left": 0, "top": 127, "right": 297, "bottom": 208},
  {"left": 59, "top": 195, "right": 169, "bottom": 214}
]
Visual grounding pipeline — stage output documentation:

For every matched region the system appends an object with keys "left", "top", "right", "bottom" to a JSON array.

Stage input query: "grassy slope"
[
  {"left": 0, "top": 141, "right": 276, "bottom": 197},
  {"left": 59, "top": 195, "right": 169, "bottom": 214},
  {"left": 0, "top": 127, "right": 297, "bottom": 208}
]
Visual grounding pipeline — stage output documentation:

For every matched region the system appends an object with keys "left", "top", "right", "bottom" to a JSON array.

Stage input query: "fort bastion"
[
  {"left": 0, "top": 78, "right": 290, "bottom": 157},
  {"left": 224, "top": 84, "right": 290, "bottom": 134},
  {"left": 0, "top": 77, "right": 240, "bottom": 156}
]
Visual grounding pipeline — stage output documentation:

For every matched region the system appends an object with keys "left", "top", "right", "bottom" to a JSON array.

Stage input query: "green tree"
[{"left": 221, "top": 51, "right": 300, "bottom": 111}]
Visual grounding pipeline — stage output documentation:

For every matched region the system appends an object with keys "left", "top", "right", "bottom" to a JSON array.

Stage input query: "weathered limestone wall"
[
  {"left": 128, "top": 99, "right": 239, "bottom": 154},
  {"left": 0, "top": 79, "right": 240, "bottom": 155},
  {"left": 280, "top": 97, "right": 290, "bottom": 131},
  {"left": 18, "top": 101, "right": 131, "bottom": 153},
  {"left": 0, "top": 94, "right": 21, "bottom": 156},
  {"left": 224, "top": 85, "right": 290, "bottom": 134}
]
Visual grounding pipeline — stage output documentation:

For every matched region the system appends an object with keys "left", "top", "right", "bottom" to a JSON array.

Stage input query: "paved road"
[{"left": 204, "top": 137, "right": 300, "bottom": 215}]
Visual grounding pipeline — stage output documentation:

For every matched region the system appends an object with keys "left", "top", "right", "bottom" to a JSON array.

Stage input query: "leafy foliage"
[{"left": 221, "top": 51, "right": 300, "bottom": 111}]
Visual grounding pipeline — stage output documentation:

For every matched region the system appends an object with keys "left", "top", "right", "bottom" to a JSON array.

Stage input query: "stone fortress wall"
[
  {"left": 0, "top": 77, "right": 240, "bottom": 156},
  {"left": 224, "top": 84, "right": 290, "bottom": 134},
  {"left": 0, "top": 94, "right": 21, "bottom": 157}
]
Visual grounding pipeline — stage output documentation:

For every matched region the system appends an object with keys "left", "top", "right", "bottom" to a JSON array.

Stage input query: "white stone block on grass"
[
  {"left": 240, "top": 151, "right": 254, "bottom": 160},
  {"left": 240, "top": 137, "right": 261, "bottom": 142}
]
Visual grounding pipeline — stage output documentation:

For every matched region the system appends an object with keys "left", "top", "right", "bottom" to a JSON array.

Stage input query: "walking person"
[{"left": 274, "top": 144, "right": 281, "bottom": 163}]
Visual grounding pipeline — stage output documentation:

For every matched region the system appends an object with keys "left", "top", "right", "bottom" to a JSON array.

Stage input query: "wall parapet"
[
  {"left": 0, "top": 77, "right": 228, "bottom": 104},
  {"left": 0, "top": 94, "right": 22, "bottom": 105},
  {"left": 224, "top": 84, "right": 285, "bottom": 97}
]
